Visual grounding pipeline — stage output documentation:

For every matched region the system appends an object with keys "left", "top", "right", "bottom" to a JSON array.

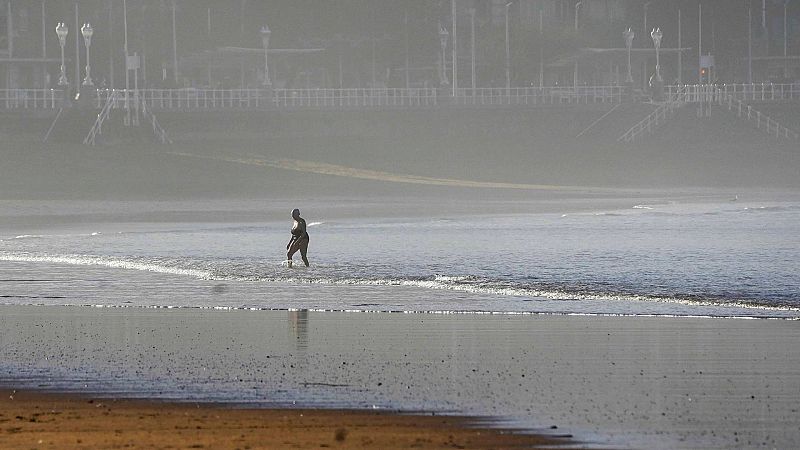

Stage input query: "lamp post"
[
  {"left": 784, "top": 0, "right": 791, "bottom": 79},
  {"left": 505, "top": 2, "right": 512, "bottom": 91},
  {"left": 439, "top": 23, "right": 449, "bottom": 86},
  {"left": 643, "top": 1, "right": 651, "bottom": 89},
  {"left": 469, "top": 7, "right": 476, "bottom": 91},
  {"left": 574, "top": 1, "right": 582, "bottom": 87},
  {"left": 260, "top": 25, "right": 271, "bottom": 86},
  {"left": 81, "top": 23, "right": 94, "bottom": 86},
  {"left": 623, "top": 27, "right": 635, "bottom": 84},
  {"left": 651, "top": 27, "right": 662, "bottom": 83},
  {"left": 55, "top": 22, "right": 68, "bottom": 86}
]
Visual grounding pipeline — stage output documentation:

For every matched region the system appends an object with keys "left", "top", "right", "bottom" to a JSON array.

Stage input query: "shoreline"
[
  {"left": 2, "top": 302, "right": 799, "bottom": 320},
  {"left": 0, "top": 389, "right": 571, "bottom": 449}
]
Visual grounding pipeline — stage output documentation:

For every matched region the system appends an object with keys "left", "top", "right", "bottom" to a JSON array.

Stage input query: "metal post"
[
  {"left": 109, "top": 1, "right": 114, "bottom": 89},
  {"left": 624, "top": 28, "right": 634, "bottom": 84},
  {"left": 643, "top": 1, "right": 650, "bottom": 90},
  {"left": 784, "top": 1, "right": 791, "bottom": 79},
  {"left": 698, "top": 3, "right": 702, "bottom": 84},
  {"left": 41, "top": 2, "right": 46, "bottom": 77},
  {"left": 404, "top": 11, "right": 410, "bottom": 90},
  {"left": 74, "top": 4, "right": 80, "bottom": 92},
  {"left": 505, "top": 2, "right": 512, "bottom": 91},
  {"left": 124, "top": 0, "right": 130, "bottom": 126},
  {"left": 452, "top": 0, "right": 457, "bottom": 97},
  {"left": 56, "top": 23, "right": 69, "bottom": 86},
  {"left": 439, "top": 23, "right": 449, "bottom": 86},
  {"left": 207, "top": 8, "right": 212, "bottom": 87},
  {"left": 678, "top": 9, "right": 682, "bottom": 85},
  {"left": 575, "top": 2, "right": 582, "bottom": 87},
  {"left": 539, "top": 7, "right": 543, "bottom": 88},
  {"left": 469, "top": 8, "right": 476, "bottom": 91},
  {"left": 652, "top": 28, "right": 662, "bottom": 83},
  {"left": 338, "top": 51, "right": 343, "bottom": 89},
  {"left": 371, "top": 39, "right": 376, "bottom": 88},
  {"left": 133, "top": 51, "right": 139, "bottom": 126},
  {"left": 172, "top": 0, "right": 178, "bottom": 84},
  {"left": 81, "top": 23, "right": 94, "bottom": 86},
  {"left": 748, "top": 6, "right": 753, "bottom": 84},
  {"left": 261, "top": 25, "right": 271, "bottom": 86}
]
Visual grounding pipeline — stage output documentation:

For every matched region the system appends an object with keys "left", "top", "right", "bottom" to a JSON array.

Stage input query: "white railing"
[
  {"left": 714, "top": 87, "right": 799, "bottom": 140},
  {"left": 84, "top": 91, "right": 120, "bottom": 146},
  {"left": 272, "top": 88, "right": 439, "bottom": 108},
  {"left": 666, "top": 83, "right": 800, "bottom": 103},
  {"left": 139, "top": 97, "right": 172, "bottom": 144},
  {"left": 619, "top": 86, "right": 687, "bottom": 142},
  {"left": 3, "top": 84, "right": 799, "bottom": 111},
  {"left": 95, "top": 88, "right": 271, "bottom": 110},
  {"left": 0, "top": 89, "right": 62, "bottom": 109},
  {"left": 451, "top": 86, "right": 625, "bottom": 106}
]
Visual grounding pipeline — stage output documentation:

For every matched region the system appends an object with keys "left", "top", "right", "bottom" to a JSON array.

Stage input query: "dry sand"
[{"left": 0, "top": 390, "right": 569, "bottom": 449}]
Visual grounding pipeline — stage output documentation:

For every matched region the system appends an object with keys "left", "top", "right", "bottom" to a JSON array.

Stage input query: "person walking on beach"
[{"left": 286, "top": 208, "right": 310, "bottom": 268}]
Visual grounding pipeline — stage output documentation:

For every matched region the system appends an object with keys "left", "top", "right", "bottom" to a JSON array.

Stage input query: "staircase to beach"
[
  {"left": 83, "top": 93, "right": 171, "bottom": 146},
  {"left": 711, "top": 87, "right": 799, "bottom": 141},
  {"left": 617, "top": 86, "right": 688, "bottom": 143},
  {"left": 618, "top": 85, "right": 798, "bottom": 144}
]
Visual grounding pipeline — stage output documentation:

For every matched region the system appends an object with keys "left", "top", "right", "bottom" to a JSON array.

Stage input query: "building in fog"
[
  {"left": 1, "top": 0, "right": 798, "bottom": 91},
  {"left": 1, "top": 1, "right": 58, "bottom": 90}
]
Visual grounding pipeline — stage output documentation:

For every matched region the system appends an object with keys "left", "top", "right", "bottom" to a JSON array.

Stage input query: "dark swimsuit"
[{"left": 290, "top": 219, "right": 309, "bottom": 245}]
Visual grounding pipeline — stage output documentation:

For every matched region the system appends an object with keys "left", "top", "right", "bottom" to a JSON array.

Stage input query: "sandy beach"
[
  {"left": 0, "top": 390, "right": 569, "bottom": 449},
  {"left": 1, "top": 306, "right": 798, "bottom": 448}
]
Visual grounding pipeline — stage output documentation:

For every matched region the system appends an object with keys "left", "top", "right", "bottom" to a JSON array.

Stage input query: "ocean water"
[{"left": 1, "top": 198, "right": 798, "bottom": 318}]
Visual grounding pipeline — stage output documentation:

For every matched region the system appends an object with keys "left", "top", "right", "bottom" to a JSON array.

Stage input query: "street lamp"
[
  {"left": 439, "top": 22, "right": 449, "bottom": 86},
  {"left": 260, "top": 25, "right": 271, "bottom": 86},
  {"left": 81, "top": 23, "right": 94, "bottom": 86},
  {"left": 623, "top": 27, "right": 635, "bottom": 84},
  {"left": 651, "top": 27, "right": 663, "bottom": 83},
  {"left": 505, "top": 2, "right": 512, "bottom": 91},
  {"left": 55, "top": 22, "right": 69, "bottom": 86}
]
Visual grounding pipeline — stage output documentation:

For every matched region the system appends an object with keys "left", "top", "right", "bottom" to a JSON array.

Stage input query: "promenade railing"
[
  {"left": 451, "top": 86, "right": 625, "bottom": 106},
  {"left": 667, "top": 83, "right": 800, "bottom": 103},
  {"left": 272, "top": 88, "right": 439, "bottom": 108},
  {"left": 3, "top": 83, "right": 799, "bottom": 111},
  {"left": 0, "top": 89, "right": 62, "bottom": 109},
  {"left": 95, "top": 88, "right": 271, "bottom": 110}
]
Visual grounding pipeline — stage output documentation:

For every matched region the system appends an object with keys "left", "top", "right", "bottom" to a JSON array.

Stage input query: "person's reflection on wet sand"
[{"left": 288, "top": 309, "right": 309, "bottom": 350}]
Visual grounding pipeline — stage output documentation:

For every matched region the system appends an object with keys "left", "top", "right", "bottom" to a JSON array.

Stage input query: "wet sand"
[
  {"left": 0, "top": 390, "right": 568, "bottom": 449},
  {"left": 1, "top": 306, "right": 799, "bottom": 448}
]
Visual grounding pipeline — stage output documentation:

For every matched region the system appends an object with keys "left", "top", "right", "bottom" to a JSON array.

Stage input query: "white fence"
[
  {"left": 451, "top": 86, "right": 625, "bottom": 106},
  {"left": 2, "top": 83, "right": 799, "bottom": 111},
  {"left": 272, "top": 88, "right": 439, "bottom": 108},
  {"left": 95, "top": 89, "right": 271, "bottom": 110},
  {"left": 666, "top": 83, "right": 800, "bottom": 103},
  {"left": 0, "top": 89, "right": 62, "bottom": 109}
]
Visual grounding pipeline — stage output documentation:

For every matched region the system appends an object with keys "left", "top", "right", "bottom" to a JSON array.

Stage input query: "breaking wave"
[{"left": 2, "top": 250, "right": 797, "bottom": 315}]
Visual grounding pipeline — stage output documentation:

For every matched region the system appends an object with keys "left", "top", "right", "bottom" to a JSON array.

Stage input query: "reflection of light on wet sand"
[
  {"left": 288, "top": 310, "right": 309, "bottom": 351},
  {"left": 168, "top": 152, "right": 609, "bottom": 192},
  {"left": 2, "top": 306, "right": 799, "bottom": 448}
]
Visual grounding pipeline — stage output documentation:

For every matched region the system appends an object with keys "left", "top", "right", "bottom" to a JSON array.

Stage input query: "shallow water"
[
  {"left": 1, "top": 198, "right": 798, "bottom": 318},
  {"left": 2, "top": 196, "right": 800, "bottom": 448}
]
